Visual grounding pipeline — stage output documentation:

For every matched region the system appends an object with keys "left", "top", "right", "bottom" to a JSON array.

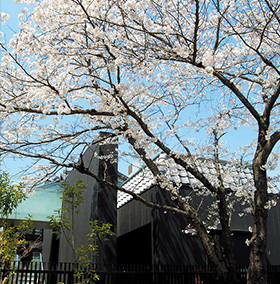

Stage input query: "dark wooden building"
[
  {"left": 57, "top": 141, "right": 280, "bottom": 267},
  {"left": 117, "top": 154, "right": 280, "bottom": 266},
  {"left": 58, "top": 133, "right": 118, "bottom": 264}
]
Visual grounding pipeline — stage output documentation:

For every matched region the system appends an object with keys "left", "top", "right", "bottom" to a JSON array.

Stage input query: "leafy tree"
[
  {"left": 75, "top": 220, "right": 115, "bottom": 284},
  {"left": 0, "top": 170, "right": 33, "bottom": 283},
  {"left": 48, "top": 180, "right": 114, "bottom": 284},
  {"left": 1, "top": 0, "right": 280, "bottom": 283},
  {"left": 0, "top": 218, "right": 33, "bottom": 265},
  {"left": 0, "top": 171, "right": 26, "bottom": 218},
  {"left": 48, "top": 180, "right": 87, "bottom": 256}
]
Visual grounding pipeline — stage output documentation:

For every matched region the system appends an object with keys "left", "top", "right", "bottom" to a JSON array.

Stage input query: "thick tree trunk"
[
  {"left": 247, "top": 152, "right": 268, "bottom": 284},
  {"left": 208, "top": 257, "right": 238, "bottom": 284},
  {"left": 189, "top": 207, "right": 237, "bottom": 284}
]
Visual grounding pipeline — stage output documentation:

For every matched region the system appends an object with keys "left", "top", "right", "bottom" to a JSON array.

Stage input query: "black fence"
[{"left": 1, "top": 262, "right": 280, "bottom": 284}]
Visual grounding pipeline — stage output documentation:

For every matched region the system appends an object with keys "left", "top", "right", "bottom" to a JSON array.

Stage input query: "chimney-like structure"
[
  {"left": 128, "top": 162, "right": 140, "bottom": 176},
  {"left": 58, "top": 132, "right": 118, "bottom": 264}
]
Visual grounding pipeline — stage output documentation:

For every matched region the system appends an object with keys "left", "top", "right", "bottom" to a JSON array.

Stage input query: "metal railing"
[{"left": 1, "top": 262, "right": 280, "bottom": 284}]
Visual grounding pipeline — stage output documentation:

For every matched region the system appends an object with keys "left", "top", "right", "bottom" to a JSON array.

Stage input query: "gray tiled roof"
[{"left": 117, "top": 154, "right": 278, "bottom": 208}]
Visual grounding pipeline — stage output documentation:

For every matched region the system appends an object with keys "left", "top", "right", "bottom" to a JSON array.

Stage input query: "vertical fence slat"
[{"left": 1, "top": 262, "right": 280, "bottom": 284}]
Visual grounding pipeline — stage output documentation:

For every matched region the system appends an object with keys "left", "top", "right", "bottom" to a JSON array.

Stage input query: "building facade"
[
  {"left": 117, "top": 154, "right": 280, "bottom": 266},
  {"left": 2, "top": 180, "right": 63, "bottom": 263},
  {"left": 4, "top": 140, "right": 280, "bottom": 268}
]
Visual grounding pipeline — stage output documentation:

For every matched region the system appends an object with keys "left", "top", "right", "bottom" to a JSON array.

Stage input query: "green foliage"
[
  {"left": 0, "top": 169, "right": 33, "bottom": 280},
  {"left": 0, "top": 217, "right": 33, "bottom": 265},
  {"left": 61, "top": 179, "right": 86, "bottom": 214},
  {"left": 75, "top": 220, "right": 115, "bottom": 283},
  {"left": 48, "top": 180, "right": 115, "bottom": 284},
  {"left": 48, "top": 180, "right": 86, "bottom": 234},
  {"left": 88, "top": 220, "right": 115, "bottom": 244},
  {"left": 0, "top": 171, "right": 26, "bottom": 217}
]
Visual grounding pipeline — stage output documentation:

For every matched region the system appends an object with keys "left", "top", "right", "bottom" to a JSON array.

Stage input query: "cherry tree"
[{"left": 1, "top": 0, "right": 280, "bottom": 283}]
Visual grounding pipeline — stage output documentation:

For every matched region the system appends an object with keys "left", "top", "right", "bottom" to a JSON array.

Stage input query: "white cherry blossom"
[{"left": 0, "top": 1, "right": 279, "bottom": 283}]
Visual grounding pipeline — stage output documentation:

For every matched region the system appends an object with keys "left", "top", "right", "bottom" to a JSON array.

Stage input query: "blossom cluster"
[{"left": 0, "top": 0, "right": 279, "bottom": 227}]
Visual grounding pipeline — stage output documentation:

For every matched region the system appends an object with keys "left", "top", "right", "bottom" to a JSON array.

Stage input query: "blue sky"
[
  {"left": 0, "top": 0, "right": 37, "bottom": 180},
  {"left": 0, "top": 1, "right": 279, "bottom": 187},
  {"left": 0, "top": 1, "right": 136, "bottom": 179},
  {"left": 0, "top": 0, "right": 31, "bottom": 40}
]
